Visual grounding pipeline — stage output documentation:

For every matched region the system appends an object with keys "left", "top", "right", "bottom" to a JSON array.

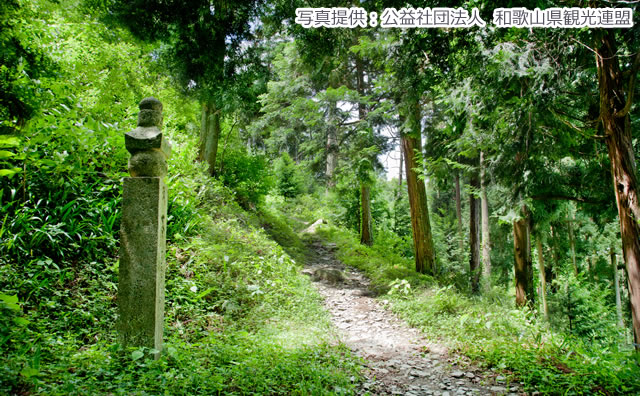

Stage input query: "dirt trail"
[{"left": 302, "top": 239, "right": 523, "bottom": 396}]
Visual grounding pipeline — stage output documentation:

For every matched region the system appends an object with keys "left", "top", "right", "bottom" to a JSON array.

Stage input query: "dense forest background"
[{"left": 1, "top": 0, "right": 640, "bottom": 394}]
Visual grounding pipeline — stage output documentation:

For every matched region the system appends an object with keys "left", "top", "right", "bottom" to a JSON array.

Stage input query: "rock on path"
[{"left": 302, "top": 240, "right": 524, "bottom": 396}]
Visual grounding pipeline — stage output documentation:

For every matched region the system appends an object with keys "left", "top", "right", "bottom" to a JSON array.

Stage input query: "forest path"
[{"left": 302, "top": 238, "right": 523, "bottom": 396}]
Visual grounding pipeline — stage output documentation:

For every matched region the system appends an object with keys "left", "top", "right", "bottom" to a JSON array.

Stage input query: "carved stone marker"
[{"left": 118, "top": 97, "right": 171, "bottom": 356}]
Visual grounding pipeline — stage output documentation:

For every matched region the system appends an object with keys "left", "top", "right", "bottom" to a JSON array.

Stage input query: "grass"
[{"left": 0, "top": 140, "right": 362, "bottom": 395}]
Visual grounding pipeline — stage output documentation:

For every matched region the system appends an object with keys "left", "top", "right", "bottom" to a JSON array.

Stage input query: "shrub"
[
  {"left": 274, "top": 152, "right": 303, "bottom": 199},
  {"left": 217, "top": 149, "right": 274, "bottom": 208}
]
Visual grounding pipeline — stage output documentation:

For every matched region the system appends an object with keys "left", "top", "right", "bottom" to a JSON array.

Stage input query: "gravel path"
[{"left": 303, "top": 239, "right": 524, "bottom": 396}]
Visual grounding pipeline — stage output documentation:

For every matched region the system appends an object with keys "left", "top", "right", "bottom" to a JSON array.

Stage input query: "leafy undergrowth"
[
  {"left": 310, "top": 224, "right": 640, "bottom": 395},
  {"left": 0, "top": 136, "right": 361, "bottom": 394}
]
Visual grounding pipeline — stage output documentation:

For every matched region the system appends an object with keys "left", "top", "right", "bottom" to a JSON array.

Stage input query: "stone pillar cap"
[
  {"left": 139, "top": 97, "right": 163, "bottom": 111},
  {"left": 125, "top": 127, "right": 172, "bottom": 158}
]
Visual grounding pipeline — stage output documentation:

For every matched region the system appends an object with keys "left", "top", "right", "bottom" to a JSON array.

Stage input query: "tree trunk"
[
  {"left": 402, "top": 132, "right": 435, "bottom": 274},
  {"left": 356, "top": 55, "right": 373, "bottom": 246},
  {"left": 198, "top": 102, "right": 209, "bottom": 162},
  {"left": 454, "top": 172, "right": 464, "bottom": 263},
  {"left": 513, "top": 206, "right": 533, "bottom": 307},
  {"left": 469, "top": 171, "right": 481, "bottom": 294},
  {"left": 568, "top": 214, "right": 578, "bottom": 276},
  {"left": 398, "top": 150, "right": 403, "bottom": 189},
  {"left": 611, "top": 246, "right": 624, "bottom": 329},
  {"left": 537, "top": 237, "right": 549, "bottom": 319},
  {"left": 596, "top": 30, "right": 640, "bottom": 349},
  {"left": 480, "top": 151, "right": 491, "bottom": 285},
  {"left": 207, "top": 109, "right": 221, "bottom": 177},
  {"left": 198, "top": 102, "right": 221, "bottom": 177},
  {"left": 549, "top": 224, "right": 559, "bottom": 285},
  {"left": 360, "top": 184, "right": 373, "bottom": 246},
  {"left": 326, "top": 100, "right": 338, "bottom": 187}
]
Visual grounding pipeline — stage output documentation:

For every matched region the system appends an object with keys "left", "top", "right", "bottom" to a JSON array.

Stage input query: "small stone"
[
  {"left": 442, "top": 392, "right": 451, "bottom": 396},
  {"left": 451, "top": 370, "right": 465, "bottom": 378},
  {"left": 465, "top": 372, "right": 475, "bottom": 379},
  {"left": 490, "top": 386, "right": 507, "bottom": 393},
  {"left": 496, "top": 375, "right": 506, "bottom": 383},
  {"left": 311, "top": 268, "right": 346, "bottom": 283},
  {"left": 410, "top": 369, "right": 428, "bottom": 377}
]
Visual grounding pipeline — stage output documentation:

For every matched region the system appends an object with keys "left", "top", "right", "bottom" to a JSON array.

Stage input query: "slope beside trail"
[{"left": 302, "top": 238, "right": 524, "bottom": 396}]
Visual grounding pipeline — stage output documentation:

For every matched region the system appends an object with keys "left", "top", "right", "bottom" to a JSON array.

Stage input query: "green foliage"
[
  {"left": 274, "top": 152, "right": 303, "bottom": 199},
  {"left": 217, "top": 148, "right": 274, "bottom": 208},
  {"left": 327, "top": 173, "right": 391, "bottom": 237},
  {"left": 0, "top": 0, "right": 53, "bottom": 134},
  {"left": 0, "top": 3, "right": 363, "bottom": 394},
  {"left": 0, "top": 125, "right": 361, "bottom": 395},
  {"left": 0, "top": 110, "right": 126, "bottom": 263},
  {"left": 314, "top": 225, "right": 434, "bottom": 295},
  {"left": 550, "top": 273, "right": 621, "bottom": 343},
  {"left": 257, "top": 206, "right": 307, "bottom": 263}
]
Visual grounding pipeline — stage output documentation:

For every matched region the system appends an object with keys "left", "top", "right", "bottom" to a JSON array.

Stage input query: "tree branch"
[
  {"left": 615, "top": 50, "right": 640, "bottom": 118},
  {"left": 549, "top": 108, "right": 606, "bottom": 139}
]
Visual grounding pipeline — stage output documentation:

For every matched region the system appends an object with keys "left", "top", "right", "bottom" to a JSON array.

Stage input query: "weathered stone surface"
[
  {"left": 125, "top": 126, "right": 165, "bottom": 150},
  {"left": 138, "top": 109, "right": 163, "bottom": 127},
  {"left": 125, "top": 96, "right": 172, "bottom": 171},
  {"left": 128, "top": 149, "right": 168, "bottom": 177},
  {"left": 118, "top": 97, "right": 171, "bottom": 360},
  {"left": 137, "top": 97, "right": 163, "bottom": 126},
  {"left": 118, "top": 177, "right": 167, "bottom": 353}
]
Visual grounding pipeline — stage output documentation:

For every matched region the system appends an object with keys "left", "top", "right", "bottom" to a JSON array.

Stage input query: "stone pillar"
[{"left": 118, "top": 97, "right": 171, "bottom": 355}]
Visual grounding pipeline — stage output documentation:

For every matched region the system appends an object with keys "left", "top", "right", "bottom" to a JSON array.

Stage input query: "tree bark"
[
  {"left": 480, "top": 151, "right": 491, "bottom": 285},
  {"left": 198, "top": 102, "right": 209, "bottom": 162},
  {"left": 356, "top": 54, "right": 373, "bottom": 246},
  {"left": 611, "top": 246, "right": 624, "bottom": 329},
  {"left": 402, "top": 105, "right": 436, "bottom": 275},
  {"left": 537, "top": 237, "right": 549, "bottom": 320},
  {"left": 568, "top": 213, "right": 578, "bottom": 276},
  {"left": 326, "top": 100, "right": 338, "bottom": 187},
  {"left": 398, "top": 151, "right": 403, "bottom": 189},
  {"left": 454, "top": 172, "right": 464, "bottom": 263},
  {"left": 596, "top": 30, "right": 640, "bottom": 349},
  {"left": 513, "top": 206, "right": 533, "bottom": 307},
  {"left": 549, "top": 224, "right": 559, "bottom": 287},
  {"left": 198, "top": 102, "right": 221, "bottom": 177},
  {"left": 469, "top": 172, "right": 481, "bottom": 294},
  {"left": 360, "top": 184, "right": 373, "bottom": 246}
]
